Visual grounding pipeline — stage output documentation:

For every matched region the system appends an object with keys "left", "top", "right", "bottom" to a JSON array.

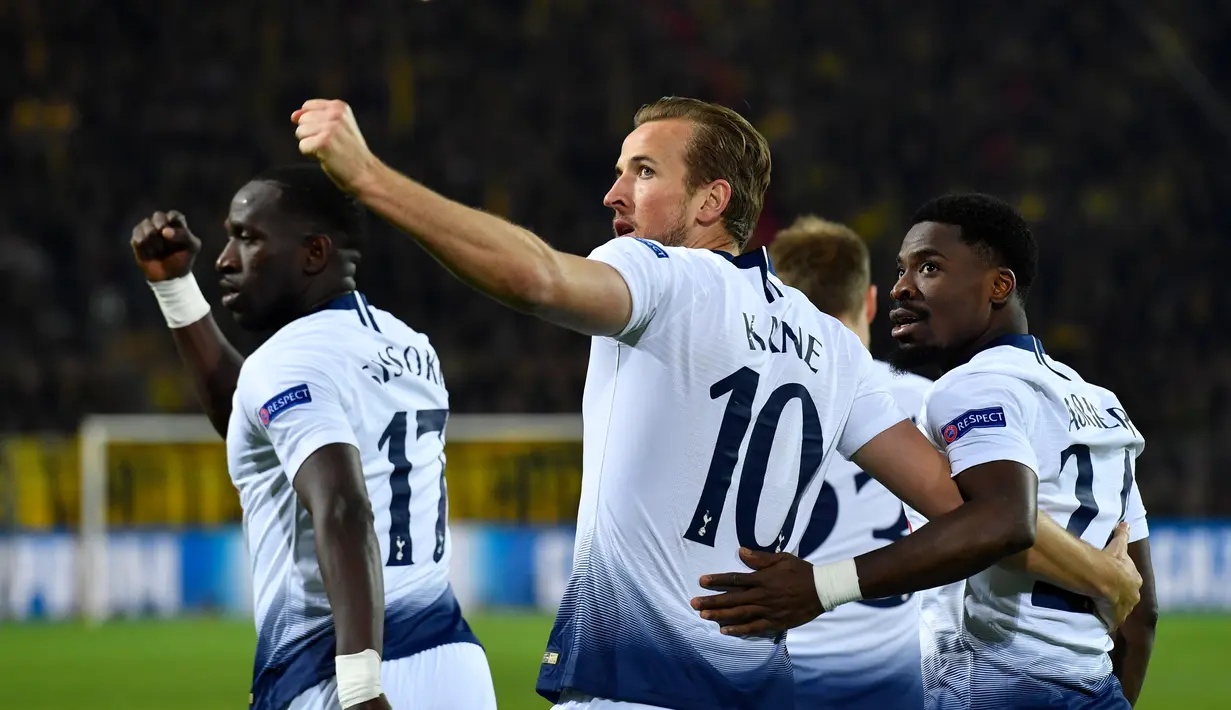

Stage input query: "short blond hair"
[
  {"left": 633, "top": 97, "right": 772, "bottom": 250},
  {"left": 769, "top": 216, "right": 870, "bottom": 319}
]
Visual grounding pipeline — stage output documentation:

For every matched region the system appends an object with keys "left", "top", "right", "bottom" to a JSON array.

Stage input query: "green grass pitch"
[{"left": 0, "top": 613, "right": 1226, "bottom": 709}]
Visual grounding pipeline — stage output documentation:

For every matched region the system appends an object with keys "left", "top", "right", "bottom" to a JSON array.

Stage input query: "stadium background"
[{"left": 1, "top": 1, "right": 1229, "bottom": 708}]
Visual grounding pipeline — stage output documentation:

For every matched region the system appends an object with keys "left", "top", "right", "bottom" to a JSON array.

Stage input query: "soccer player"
[
  {"left": 295, "top": 96, "right": 1046, "bottom": 710},
  {"left": 887, "top": 194, "right": 1157, "bottom": 708},
  {"left": 768, "top": 216, "right": 933, "bottom": 709},
  {"left": 129, "top": 165, "right": 496, "bottom": 710},
  {"left": 705, "top": 194, "right": 1157, "bottom": 708},
  {"left": 768, "top": 216, "right": 1146, "bottom": 710}
]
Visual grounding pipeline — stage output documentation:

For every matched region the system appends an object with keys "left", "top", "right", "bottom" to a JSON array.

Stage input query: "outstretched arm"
[
  {"left": 132, "top": 211, "right": 244, "bottom": 436},
  {"left": 293, "top": 99, "right": 633, "bottom": 337}
]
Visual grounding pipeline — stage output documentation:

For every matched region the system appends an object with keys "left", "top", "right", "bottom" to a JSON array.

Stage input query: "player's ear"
[
  {"left": 302, "top": 234, "right": 332, "bottom": 275},
  {"left": 990, "top": 268, "right": 1016, "bottom": 306},
  {"left": 696, "top": 179, "right": 732, "bottom": 227},
  {"left": 864, "top": 284, "right": 878, "bottom": 324}
]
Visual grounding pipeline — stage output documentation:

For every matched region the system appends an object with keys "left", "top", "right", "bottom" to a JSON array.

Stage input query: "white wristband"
[
  {"left": 148, "top": 274, "right": 211, "bottom": 329},
  {"left": 336, "top": 648, "right": 383, "bottom": 708},
  {"left": 813, "top": 558, "right": 863, "bottom": 612}
]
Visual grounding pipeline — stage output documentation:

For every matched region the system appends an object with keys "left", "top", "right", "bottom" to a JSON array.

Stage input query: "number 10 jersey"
[{"left": 536, "top": 237, "right": 908, "bottom": 710}]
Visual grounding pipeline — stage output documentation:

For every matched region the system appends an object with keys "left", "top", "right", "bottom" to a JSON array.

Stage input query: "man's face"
[
  {"left": 216, "top": 181, "right": 307, "bottom": 331},
  {"left": 887, "top": 221, "right": 1002, "bottom": 371},
  {"left": 603, "top": 119, "right": 702, "bottom": 247}
]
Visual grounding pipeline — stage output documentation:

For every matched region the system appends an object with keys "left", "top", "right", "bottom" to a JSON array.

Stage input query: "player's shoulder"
[
  {"left": 588, "top": 236, "right": 681, "bottom": 266},
  {"left": 240, "top": 300, "right": 385, "bottom": 387},
  {"left": 363, "top": 303, "right": 437, "bottom": 349},
  {"left": 924, "top": 352, "right": 1046, "bottom": 428},
  {"left": 869, "top": 359, "right": 933, "bottom": 408},
  {"left": 245, "top": 316, "right": 340, "bottom": 371},
  {"left": 952, "top": 334, "right": 1121, "bottom": 401},
  {"left": 869, "top": 359, "right": 933, "bottom": 393},
  {"left": 588, "top": 236, "right": 772, "bottom": 281}
]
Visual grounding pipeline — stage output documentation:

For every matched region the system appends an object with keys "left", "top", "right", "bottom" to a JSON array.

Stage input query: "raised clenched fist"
[
  {"left": 292, "top": 99, "right": 381, "bottom": 194},
  {"left": 130, "top": 210, "right": 202, "bottom": 283}
]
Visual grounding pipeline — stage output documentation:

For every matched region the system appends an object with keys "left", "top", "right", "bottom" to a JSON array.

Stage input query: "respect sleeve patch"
[
  {"left": 258, "top": 384, "right": 312, "bottom": 426},
  {"left": 940, "top": 406, "right": 1006, "bottom": 443}
]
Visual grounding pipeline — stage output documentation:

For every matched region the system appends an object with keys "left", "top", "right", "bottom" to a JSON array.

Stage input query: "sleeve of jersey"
[
  {"left": 924, "top": 373, "right": 1040, "bottom": 478},
  {"left": 1123, "top": 477, "right": 1150, "bottom": 542},
  {"left": 242, "top": 353, "right": 360, "bottom": 482},
  {"left": 835, "top": 353, "right": 910, "bottom": 458},
  {"left": 586, "top": 237, "right": 678, "bottom": 341}
]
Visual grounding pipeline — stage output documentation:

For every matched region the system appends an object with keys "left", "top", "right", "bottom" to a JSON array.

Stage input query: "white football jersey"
[
  {"left": 536, "top": 238, "right": 908, "bottom": 710},
  {"left": 789, "top": 360, "right": 932, "bottom": 708},
  {"left": 226, "top": 292, "right": 478, "bottom": 710},
  {"left": 904, "top": 334, "right": 1148, "bottom": 707}
]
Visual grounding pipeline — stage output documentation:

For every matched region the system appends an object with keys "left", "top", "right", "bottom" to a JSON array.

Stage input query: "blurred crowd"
[{"left": 2, "top": 0, "right": 1228, "bottom": 515}]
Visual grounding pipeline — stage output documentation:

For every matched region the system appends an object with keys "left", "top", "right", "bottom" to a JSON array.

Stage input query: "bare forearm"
[
  {"left": 1113, "top": 540, "right": 1157, "bottom": 706},
  {"left": 355, "top": 162, "right": 560, "bottom": 313},
  {"left": 170, "top": 315, "right": 244, "bottom": 436},
  {"left": 1112, "top": 620, "right": 1156, "bottom": 705},
  {"left": 314, "top": 497, "right": 385, "bottom": 655},
  {"left": 999, "top": 513, "right": 1113, "bottom": 597},
  {"left": 855, "top": 502, "right": 1035, "bottom": 599}
]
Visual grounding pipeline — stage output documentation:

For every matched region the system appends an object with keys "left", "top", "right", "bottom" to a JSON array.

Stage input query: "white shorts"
[
  {"left": 288, "top": 642, "right": 496, "bottom": 710},
  {"left": 552, "top": 691, "right": 671, "bottom": 710}
]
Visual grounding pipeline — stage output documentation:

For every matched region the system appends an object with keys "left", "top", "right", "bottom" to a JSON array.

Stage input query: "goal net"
[{"left": 76, "top": 412, "right": 581, "bottom": 623}]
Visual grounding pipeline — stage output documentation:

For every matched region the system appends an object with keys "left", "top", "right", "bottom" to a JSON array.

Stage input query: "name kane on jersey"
[{"left": 742, "top": 312, "right": 825, "bottom": 372}]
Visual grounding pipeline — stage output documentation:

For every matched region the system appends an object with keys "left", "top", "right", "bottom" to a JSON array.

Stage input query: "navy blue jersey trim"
[
  {"left": 250, "top": 585, "right": 479, "bottom": 710},
  {"left": 976, "top": 334, "right": 1072, "bottom": 381},
  {"left": 320, "top": 291, "right": 381, "bottom": 332},
  {"left": 711, "top": 247, "right": 783, "bottom": 302},
  {"left": 357, "top": 293, "right": 381, "bottom": 332}
]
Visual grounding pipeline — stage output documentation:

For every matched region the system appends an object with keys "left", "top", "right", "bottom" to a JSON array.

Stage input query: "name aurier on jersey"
[
  {"left": 742, "top": 312, "right": 825, "bottom": 372},
  {"left": 1065, "top": 393, "right": 1137, "bottom": 436}
]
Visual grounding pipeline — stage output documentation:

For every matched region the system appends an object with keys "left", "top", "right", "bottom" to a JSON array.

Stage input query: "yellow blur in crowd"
[{"left": 0, "top": 437, "right": 582, "bottom": 529}]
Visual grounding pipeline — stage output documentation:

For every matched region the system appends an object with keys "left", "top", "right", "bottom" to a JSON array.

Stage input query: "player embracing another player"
[
  {"left": 705, "top": 195, "right": 1156, "bottom": 709},
  {"left": 291, "top": 95, "right": 1139, "bottom": 710}
]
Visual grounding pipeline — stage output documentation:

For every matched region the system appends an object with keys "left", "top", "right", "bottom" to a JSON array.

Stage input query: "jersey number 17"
[{"left": 378, "top": 409, "right": 449, "bottom": 567}]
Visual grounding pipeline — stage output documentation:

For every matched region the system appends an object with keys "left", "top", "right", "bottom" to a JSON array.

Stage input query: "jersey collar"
[
  {"left": 318, "top": 291, "right": 382, "bottom": 332},
  {"left": 975, "top": 333, "right": 1070, "bottom": 380},
  {"left": 711, "top": 246, "right": 783, "bottom": 302},
  {"left": 977, "top": 333, "right": 1040, "bottom": 354}
]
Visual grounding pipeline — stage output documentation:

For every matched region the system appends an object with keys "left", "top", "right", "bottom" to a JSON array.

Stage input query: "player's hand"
[
  {"left": 1093, "top": 522, "right": 1141, "bottom": 633},
  {"left": 350, "top": 694, "right": 393, "bottom": 710},
  {"left": 691, "top": 547, "right": 823, "bottom": 638},
  {"left": 292, "top": 99, "right": 381, "bottom": 194},
  {"left": 130, "top": 210, "right": 201, "bottom": 282}
]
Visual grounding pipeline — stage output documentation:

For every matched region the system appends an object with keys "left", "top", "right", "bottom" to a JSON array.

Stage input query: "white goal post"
[{"left": 78, "top": 412, "right": 581, "bottom": 624}]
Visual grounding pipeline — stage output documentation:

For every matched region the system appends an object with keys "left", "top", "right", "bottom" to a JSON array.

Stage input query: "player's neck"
[
  {"left": 945, "top": 310, "right": 1029, "bottom": 372},
  {"left": 301, "top": 279, "right": 359, "bottom": 317},
  {"left": 683, "top": 227, "right": 739, "bottom": 255}
]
